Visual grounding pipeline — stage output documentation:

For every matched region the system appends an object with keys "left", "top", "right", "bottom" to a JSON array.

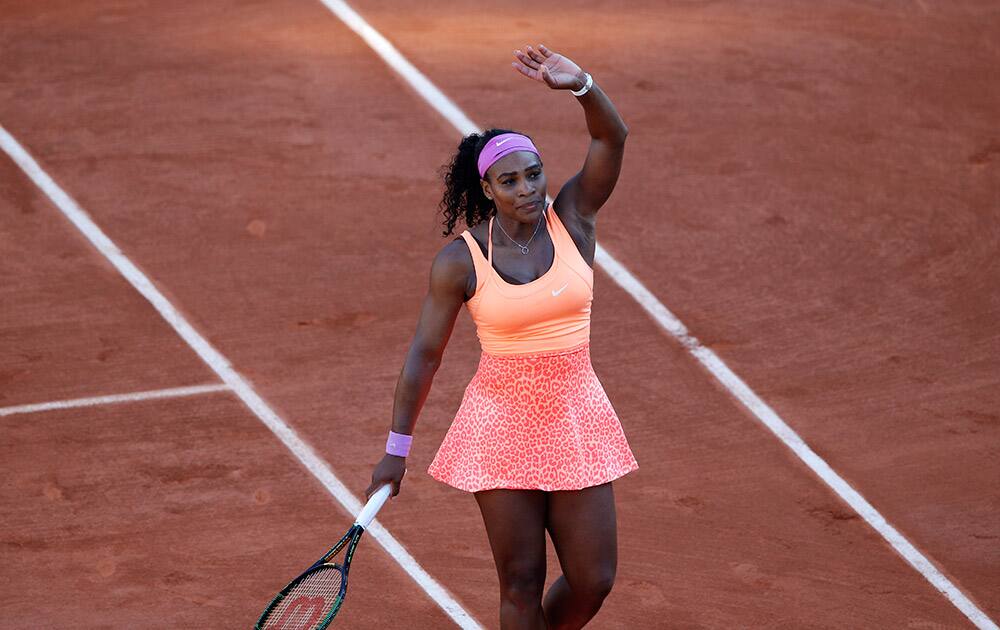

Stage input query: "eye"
[{"left": 528, "top": 171, "right": 540, "bottom": 179}]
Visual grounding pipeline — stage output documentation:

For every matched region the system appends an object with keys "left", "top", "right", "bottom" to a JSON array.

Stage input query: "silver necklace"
[{"left": 494, "top": 211, "right": 545, "bottom": 254}]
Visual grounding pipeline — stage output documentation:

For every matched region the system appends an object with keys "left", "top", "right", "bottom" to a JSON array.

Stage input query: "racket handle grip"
[{"left": 356, "top": 483, "right": 392, "bottom": 529}]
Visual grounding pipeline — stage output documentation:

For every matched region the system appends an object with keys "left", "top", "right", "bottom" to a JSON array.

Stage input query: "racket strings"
[{"left": 262, "top": 566, "right": 345, "bottom": 630}]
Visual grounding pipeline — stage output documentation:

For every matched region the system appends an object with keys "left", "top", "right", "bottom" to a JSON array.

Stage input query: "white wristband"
[{"left": 571, "top": 72, "right": 593, "bottom": 97}]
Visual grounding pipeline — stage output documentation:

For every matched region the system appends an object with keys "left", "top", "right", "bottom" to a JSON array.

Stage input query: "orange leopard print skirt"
[{"left": 427, "top": 342, "right": 639, "bottom": 492}]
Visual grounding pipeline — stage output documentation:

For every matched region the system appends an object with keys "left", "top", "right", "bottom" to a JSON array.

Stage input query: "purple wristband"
[{"left": 386, "top": 430, "right": 412, "bottom": 457}]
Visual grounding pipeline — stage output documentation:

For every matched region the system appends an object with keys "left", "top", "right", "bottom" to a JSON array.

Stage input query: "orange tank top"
[{"left": 460, "top": 202, "right": 593, "bottom": 356}]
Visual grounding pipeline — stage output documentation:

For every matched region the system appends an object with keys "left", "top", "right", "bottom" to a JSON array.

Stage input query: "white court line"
[
  {"left": 316, "top": 0, "right": 478, "bottom": 137},
  {"left": 314, "top": 2, "right": 999, "bottom": 628},
  {"left": 0, "top": 126, "right": 482, "bottom": 630},
  {"left": 0, "top": 384, "right": 230, "bottom": 417}
]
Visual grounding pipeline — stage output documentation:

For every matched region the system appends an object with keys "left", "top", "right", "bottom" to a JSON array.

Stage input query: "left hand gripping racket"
[{"left": 255, "top": 483, "right": 393, "bottom": 629}]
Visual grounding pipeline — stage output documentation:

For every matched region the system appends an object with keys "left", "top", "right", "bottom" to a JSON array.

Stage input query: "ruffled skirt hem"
[{"left": 427, "top": 343, "right": 639, "bottom": 493}]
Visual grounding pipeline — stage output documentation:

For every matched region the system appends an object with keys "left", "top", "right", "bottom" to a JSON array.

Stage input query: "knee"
[
  {"left": 576, "top": 568, "right": 616, "bottom": 607},
  {"left": 499, "top": 565, "right": 545, "bottom": 611}
]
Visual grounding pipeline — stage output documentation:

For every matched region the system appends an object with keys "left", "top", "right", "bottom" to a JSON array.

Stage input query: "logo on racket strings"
[{"left": 272, "top": 595, "right": 327, "bottom": 629}]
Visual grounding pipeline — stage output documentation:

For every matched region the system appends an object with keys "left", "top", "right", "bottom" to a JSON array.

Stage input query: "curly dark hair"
[{"left": 438, "top": 127, "right": 533, "bottom": 236}]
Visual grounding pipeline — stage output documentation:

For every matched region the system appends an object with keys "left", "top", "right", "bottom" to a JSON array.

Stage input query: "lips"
[{"left": 517, "top": 200, "right": 542, "bottom": 210}]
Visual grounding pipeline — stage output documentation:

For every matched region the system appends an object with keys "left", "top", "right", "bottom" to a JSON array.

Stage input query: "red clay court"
[{"left": 1, "top": 1, "right": 998, "bottom": 628}]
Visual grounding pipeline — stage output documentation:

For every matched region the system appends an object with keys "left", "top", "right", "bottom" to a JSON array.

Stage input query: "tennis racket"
[{"left": 255, "top": 483, "right": 393, "bottom": 630}]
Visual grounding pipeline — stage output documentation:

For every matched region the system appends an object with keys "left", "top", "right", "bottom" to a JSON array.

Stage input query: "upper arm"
[
  {"left": 557, "top": 135, "right": 628, "bottom": 222},
  {"left": 408, "top": 240, "right": 471, "bottom": 364}
]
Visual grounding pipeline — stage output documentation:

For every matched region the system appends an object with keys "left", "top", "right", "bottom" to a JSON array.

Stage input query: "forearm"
[
  {"left": 389, "top": 347, "right": 441, "bottom": 436},
  {"left": 573, "top": 73, "right": 628, "bottom": 143}
]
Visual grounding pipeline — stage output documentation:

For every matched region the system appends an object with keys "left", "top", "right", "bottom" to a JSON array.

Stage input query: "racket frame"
[
  {"left": 255, "top": 523, "right": 365, "bottom": 630},
  {"left": 255, "top": 484, "right": 391, "bottom": 629}
]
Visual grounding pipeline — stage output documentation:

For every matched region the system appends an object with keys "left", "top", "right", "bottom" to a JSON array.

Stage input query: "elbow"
[
  {"left": 412, "top": 346, "right": 443, "bottom": 373},
  {"left": 423, "top": 354, "right": 443, "bottom": 373},
  {"left": 611, "top": 122, "right": 628, "bottom": 146}
]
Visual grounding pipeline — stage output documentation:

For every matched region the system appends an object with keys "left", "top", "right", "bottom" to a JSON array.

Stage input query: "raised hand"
[{"left": 512, "top": 44, "right": 585, "bottom": 91}]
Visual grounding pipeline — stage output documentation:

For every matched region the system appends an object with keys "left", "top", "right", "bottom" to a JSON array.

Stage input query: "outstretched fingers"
[
  {"left": 513, "top": 49, "right": 545, "bottom": 82},
  {"left": 514, "top": 48, "right": 541, "bottom": 70},
  {"left": 511, "top": 61, "right": 537, "bottom": 80},
  {"left": 525, "top": 44, "right": 546, "bottom": 64}
]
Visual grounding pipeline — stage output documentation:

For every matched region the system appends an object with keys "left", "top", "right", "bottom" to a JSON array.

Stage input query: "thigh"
[
  {"left": 474, "top": 488, "right": 548, "bottom": 584},
  {"left": 545, "top": 482, "right": 617, "bottom": 588}
]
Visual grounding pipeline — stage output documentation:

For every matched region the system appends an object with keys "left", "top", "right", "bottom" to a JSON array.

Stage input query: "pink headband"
[{"left": 477, "top": 133, "right": 539, "bottom": 179}]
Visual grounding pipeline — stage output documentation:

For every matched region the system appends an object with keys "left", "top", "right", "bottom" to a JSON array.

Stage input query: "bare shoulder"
[
  {"left": 433, "top": 237, "right": 473, "bottom": 277},
  {"left": 430, "top": 236, "right": 475, "bottom": 298}
]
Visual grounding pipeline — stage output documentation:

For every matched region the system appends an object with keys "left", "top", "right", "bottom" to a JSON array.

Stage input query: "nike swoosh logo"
[
  {"left": 495, "top": 138, "right": 512, "bottom": 146},
  {"left": 552, "top": 283, "right": 569, "bottom": 297}
]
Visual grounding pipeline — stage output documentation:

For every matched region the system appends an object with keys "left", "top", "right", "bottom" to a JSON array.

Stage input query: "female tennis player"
[{"left": 366, "top": 43, "right": 637, "bottom": 629}]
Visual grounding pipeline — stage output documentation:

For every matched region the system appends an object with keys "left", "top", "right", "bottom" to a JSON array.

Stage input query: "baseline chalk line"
[{"left": 0, "top": 384, "right": 229, "bottom": 418}]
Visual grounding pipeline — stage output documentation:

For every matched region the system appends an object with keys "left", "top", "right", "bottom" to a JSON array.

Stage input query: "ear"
[{"left": 480, "top": 178, "right": 493, "bottom": 201}]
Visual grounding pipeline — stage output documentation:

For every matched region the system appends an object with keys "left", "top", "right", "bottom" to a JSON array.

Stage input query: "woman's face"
[{"left": 481, "top": 151, "right": 547, "bottom": 223}]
